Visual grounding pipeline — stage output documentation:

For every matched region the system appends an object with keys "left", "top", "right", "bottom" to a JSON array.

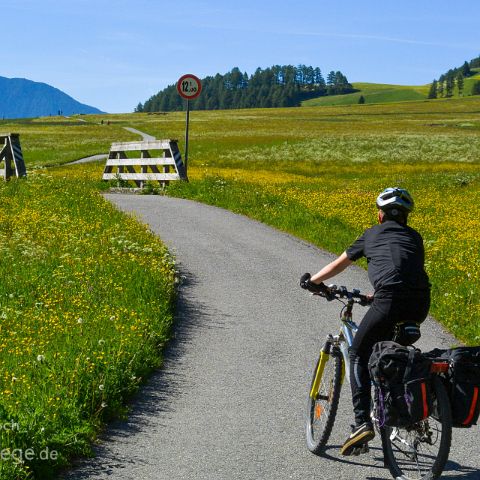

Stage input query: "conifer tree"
[
  {"left": 445, "top": 73, "right": 455, "bottom": 97},
  {"left": 428, "top": 80, "right": 438, "bottom": 99},
  {"left": 456, "top": 73, "right": 464, "bottom": 96},
  {"left": 437, "top": 81, "right": 444, "bottom": 98},
  {"left": 461, "top": 61, "right": 472, "bottom": 77}
]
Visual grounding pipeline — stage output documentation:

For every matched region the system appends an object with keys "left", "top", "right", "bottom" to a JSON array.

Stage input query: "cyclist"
[{"left": 300, "top": 187, "right": 430, "bottom": 456}]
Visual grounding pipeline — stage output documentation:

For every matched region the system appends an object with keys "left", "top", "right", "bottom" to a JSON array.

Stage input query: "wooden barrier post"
[{"left": 0, "top": 133, "right": 27, "bottom": 180}]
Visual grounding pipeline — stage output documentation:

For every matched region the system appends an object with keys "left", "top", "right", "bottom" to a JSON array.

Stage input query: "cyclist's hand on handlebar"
[
  {"left": 357, "top": 293, "right": 374, "bottom": 306},
  {"left": 300, "top": 273, "right": 330, "bottom": 295},
  {"left": 300, "top": 272, "right": 313, "bottom": 290}
]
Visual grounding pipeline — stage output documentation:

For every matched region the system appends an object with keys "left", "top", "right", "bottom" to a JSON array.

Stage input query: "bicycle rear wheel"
[
  {"left": 306, "top": 347, "right": 343, "bottom": 454},
  {"left": 380, "top": 375, "right": 452, "bottom": 480}
]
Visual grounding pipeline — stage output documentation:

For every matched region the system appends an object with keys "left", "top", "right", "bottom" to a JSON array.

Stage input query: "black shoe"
[{"left": 340, "top": 422, "right": 375, "bottom": 456}]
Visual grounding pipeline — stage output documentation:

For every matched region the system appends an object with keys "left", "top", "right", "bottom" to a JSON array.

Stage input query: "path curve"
[
  {"left": 68, "top": 127, "right": 154, "bottom": 165},
  {"left": 123, "top": 127, "right": 156, "bottom": 141},
  {"left": 69, "top": 154, "right": 108, "bottom": 165},
  {"left": 63, "top": 195, "right": 479, "bottom": 480}
]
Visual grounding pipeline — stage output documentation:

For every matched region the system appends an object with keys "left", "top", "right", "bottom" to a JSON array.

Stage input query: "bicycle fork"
[
  {"left": 309, "top": 336, "right": 346, "bottom": 400},
  {"left": 309, "top": 341, "right": 331, "bottom": 400}
]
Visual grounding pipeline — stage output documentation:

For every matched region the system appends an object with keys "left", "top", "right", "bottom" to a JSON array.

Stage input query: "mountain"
[{"left": 0, "top": 76, "right": 104, "bottom": 119}]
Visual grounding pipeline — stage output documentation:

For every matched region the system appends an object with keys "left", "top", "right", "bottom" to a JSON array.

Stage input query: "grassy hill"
[
  {"left": 302, "top": 82, "right": 429, "bottom": 106},
  {"left": 303, "top": 70, "right": 480, "bottom": 106}
]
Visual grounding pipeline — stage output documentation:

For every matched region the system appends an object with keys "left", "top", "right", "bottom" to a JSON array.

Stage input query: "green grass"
[
  {"left": 0, "top": 168, "right": 176, "bottom": 479},
  {"left": 303, "top": 82, "right": 429, "bottom": 106}
]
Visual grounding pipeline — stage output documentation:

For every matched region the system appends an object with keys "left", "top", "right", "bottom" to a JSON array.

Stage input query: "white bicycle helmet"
[{"left": 376, "top": 187, "right": 414, "bottom": 213}]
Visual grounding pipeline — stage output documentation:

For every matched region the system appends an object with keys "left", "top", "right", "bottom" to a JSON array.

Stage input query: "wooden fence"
[
  {"left": 0, "top": 133, "right": 27, "bottom": 180},
  {"left": 102, "top": 139, "right": 187, "bottom": 188}
]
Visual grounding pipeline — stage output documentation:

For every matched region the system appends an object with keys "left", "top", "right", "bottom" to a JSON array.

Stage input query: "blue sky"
[{"left": 2, "top": 0, "right": 478, "bottom": 113}]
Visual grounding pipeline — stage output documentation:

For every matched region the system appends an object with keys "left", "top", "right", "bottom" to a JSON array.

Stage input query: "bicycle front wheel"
[
  {"left": 381, "top": 375, "right": 452, "bottom": 480},
  {"left": 306, "top": 348, "right": 343, "bottom": 454}
]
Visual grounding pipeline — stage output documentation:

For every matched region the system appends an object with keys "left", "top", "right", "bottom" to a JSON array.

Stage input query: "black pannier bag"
[
  {"left": 369, "top": 341, "right": 432, "bottom": 427},
  {"left": 424, "top": 346, "right": 480, "bottom": 428}
]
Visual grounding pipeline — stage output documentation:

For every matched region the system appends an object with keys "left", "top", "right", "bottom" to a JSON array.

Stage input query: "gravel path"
[
  {"left": 69, "top": 154, "right": 108, "bottom": 165},
  {"left": 63, "top": 195, "right": 479, "bottom": 480}
]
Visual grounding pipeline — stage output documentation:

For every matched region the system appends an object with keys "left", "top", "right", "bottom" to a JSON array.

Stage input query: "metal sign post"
[
  {"left": 185, "top": 99, "right": 190, "bottom": 171},
  {"left": 176, "top": 74, "right": 202, "bottom": 177}
]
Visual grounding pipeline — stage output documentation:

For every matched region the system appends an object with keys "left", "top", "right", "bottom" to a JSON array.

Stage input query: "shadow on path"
[
  {"left": 63, "top": 269, "right": 229, "bottom": 479},
  {"left": 442, "top": 459, "right": 480, "bottom": 479}
]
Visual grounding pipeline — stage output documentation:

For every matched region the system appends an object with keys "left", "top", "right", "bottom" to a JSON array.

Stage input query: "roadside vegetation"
[
  {"left": 0, "top": 166, "right": 175, "bottom": 479},
  {"left": 0, "top": 95, "right": 479, "bottom": 478}
]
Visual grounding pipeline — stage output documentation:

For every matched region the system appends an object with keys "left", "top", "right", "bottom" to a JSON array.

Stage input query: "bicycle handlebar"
[{"left": 312, "top": 285, "right": 373, "bottom": 306}]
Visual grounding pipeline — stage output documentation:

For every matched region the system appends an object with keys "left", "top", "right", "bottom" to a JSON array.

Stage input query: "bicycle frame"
[{"left": 309, "top": 297, "right": 359, "bottom": 399}]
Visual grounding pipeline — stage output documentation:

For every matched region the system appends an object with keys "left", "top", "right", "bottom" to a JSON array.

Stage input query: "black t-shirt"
[{"left": 346, "top": 220, "right": 430, "bottom": 294}]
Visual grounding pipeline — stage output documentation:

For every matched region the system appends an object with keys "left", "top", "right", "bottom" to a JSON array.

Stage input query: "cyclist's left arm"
[{"left": 310, "top": 252, "right": 353, "bottom": 285}]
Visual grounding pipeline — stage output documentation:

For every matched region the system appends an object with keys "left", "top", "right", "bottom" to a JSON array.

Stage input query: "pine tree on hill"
[
  {"left": 437, "top": 80, "right": 444, "bottom": 98},
  {"left": 456, "top": 73, "right": 464, "bottom": 96},
  {"left": 461, "top": 61, "right": 472, "bottom": 77},
  {"left": 445, "top": 72, "right": 455, "bottom": 97},
  {"left": 428, "top": 80, "right": 438, "bottom": 99}
]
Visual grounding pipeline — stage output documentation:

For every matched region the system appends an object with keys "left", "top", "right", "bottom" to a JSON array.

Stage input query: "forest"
[{"left": 138, "top": 65, "right": 354, "bottom": 112}]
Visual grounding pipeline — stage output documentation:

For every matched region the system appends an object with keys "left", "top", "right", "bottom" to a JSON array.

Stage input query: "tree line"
[
  {"left": 136, "top": 65, "right": 355, "bottom": 112},
  {"left": 428, "top": 55, "right": 480, "bottom": 99}
]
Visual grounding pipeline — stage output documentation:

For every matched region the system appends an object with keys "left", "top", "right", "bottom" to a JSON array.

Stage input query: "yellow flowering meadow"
[
  {"left": 0, "top": 166, "right": 175, "bottom": 479},
  {"left": 173, "top": 150, "right": 480, "bottom": 345}
]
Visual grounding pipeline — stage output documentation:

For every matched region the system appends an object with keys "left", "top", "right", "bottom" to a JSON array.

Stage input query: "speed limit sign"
[
  {"left": 176, "top": 74, "right": 202, "bottom": 176},
  {"left": 177, "top": 74, "right": 202, "bottom": 100}
]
